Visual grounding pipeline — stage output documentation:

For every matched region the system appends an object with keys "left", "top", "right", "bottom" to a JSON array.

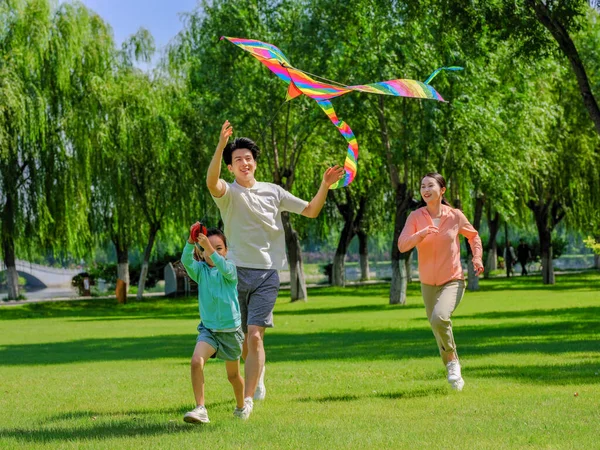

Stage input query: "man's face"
[{"left": 228, "top": 148, "right": 256, "bottom": 183}]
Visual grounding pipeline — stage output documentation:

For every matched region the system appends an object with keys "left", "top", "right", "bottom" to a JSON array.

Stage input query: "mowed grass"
[{"left": 1, "top": 272, "right": 599, "bottom": 449}]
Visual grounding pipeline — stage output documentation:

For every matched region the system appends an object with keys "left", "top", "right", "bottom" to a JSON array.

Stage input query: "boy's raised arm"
[{"left": 206, "top": 120, "right": 233, "bottom": 198}]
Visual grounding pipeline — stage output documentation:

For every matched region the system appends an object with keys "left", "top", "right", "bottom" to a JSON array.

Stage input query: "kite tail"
[
  {"left": 317, "top": 100, "right": 358, "bottom": 190},
  {"left": 423, "top": 66, "right": 464, "bottom": 85}
]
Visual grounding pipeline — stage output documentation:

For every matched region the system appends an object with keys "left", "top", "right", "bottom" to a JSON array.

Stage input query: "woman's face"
[{"left": 420, "top": 176, "right": 446, "bottom": 204}]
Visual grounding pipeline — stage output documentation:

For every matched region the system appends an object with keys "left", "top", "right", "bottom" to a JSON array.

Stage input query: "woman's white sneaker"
[{"left": 446, "top": 360, "right": 464, "bottom": 391}]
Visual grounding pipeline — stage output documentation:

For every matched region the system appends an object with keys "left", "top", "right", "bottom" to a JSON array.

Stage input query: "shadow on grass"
[
  {"left": 297, "top": 386, "right": 448, "bottom": 403},
  {"left": 1, "top": 271, "right": 597, "bottom": 322},
  {"left": 2, "top": 319, "right": 598, "bottom": 383},
  {"left": 468, "top": 361, "right": 600, "bottom": 386},
  {"left": 276, "top": 303, "right": 422, "bottom": 317},
  {"left": 476, "top": 271, "right": 600, "bottom": 292},
  {"left": 0, "top": 420, "right": 211, "bottom": 443},
  {"left": 0, "top": 296, "right": 200, "bottom": 321},
  {"left": 42, "top": 400, "right": 234, "bottom": 424},
  {"left": 464, "top": 306, "right": 600, "bottom": 321}
]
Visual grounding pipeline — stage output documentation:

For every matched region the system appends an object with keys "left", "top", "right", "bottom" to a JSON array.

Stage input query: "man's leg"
[{"left": 244, "top": 325, "right": 265, "bottom": 399}]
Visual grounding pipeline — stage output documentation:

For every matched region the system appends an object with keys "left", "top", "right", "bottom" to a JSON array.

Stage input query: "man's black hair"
[{"left": 223, "top": 137, "right": 260, "bottom": 165}]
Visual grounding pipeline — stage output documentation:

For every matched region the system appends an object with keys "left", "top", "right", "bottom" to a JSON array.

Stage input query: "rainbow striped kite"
[{"left": 221, "top": 36, "right": 462, "bottom": 189}]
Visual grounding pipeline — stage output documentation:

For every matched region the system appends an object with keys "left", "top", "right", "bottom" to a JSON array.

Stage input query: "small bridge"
[{"left": 0, "top": 260, "right": 82, "bottom": 288}]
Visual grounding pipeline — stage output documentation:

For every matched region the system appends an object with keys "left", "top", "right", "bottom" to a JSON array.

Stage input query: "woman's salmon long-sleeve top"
[{"left": 398, "top": 206, "right": 483, "bottom": 286}]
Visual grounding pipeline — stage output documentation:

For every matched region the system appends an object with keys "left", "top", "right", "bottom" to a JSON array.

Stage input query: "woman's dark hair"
[
  {"left": 418, "top": 172, "right": 452, "bottom": 207},
  {"left": 223, "top": 137, "right": 260, "bottom": 165}
]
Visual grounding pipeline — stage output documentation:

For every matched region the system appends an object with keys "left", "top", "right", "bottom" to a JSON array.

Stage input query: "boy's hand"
[
  {"left": 197, "top": 234, "right": 214, "bottom": 255},
  {"left": 322, "top": 165, "right": 346, "bottom": 187},
  {"left": 218, "top": 120, "right": 233, "bottom": 150},
  {"left": 189, "top": 222, "right": 207, "bottom": 243}
]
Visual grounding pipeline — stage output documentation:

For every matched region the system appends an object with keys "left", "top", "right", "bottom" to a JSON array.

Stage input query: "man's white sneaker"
[
  {"left": 254, "top": 366, "right": 266, "bottom": 400},
  {"left": 183, "top": 405, "right": 210, "bottom": 423},
  {"left": 446, "top": 360, "right": 464, "bottom": 391}
]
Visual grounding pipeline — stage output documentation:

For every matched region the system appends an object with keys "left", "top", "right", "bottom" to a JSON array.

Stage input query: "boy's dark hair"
[
  {"left": 223, "top": 137, "right": 260, "bottom": 165},
  {"left": 206, "top": 227, "right": 227, "bottom": 249}
]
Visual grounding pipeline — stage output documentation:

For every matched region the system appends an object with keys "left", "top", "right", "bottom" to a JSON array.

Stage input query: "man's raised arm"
[{"left": 206, "top": 120, "right": 233, "bottom": 198}]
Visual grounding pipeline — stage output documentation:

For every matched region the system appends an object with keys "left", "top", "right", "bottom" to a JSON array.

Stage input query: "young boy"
[
  {"left": 206, "top": 120, "right": 344, "bottom": 408},
  {"left": 181, "top": 223, "right": 250, "bottom": 423}
]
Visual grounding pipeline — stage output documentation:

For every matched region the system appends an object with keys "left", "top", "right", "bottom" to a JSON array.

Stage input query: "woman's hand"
[
  {"left": 473, "top": 260, "right": 484, "bottom": 276},
  {"left": 418, "top": 226, "right": 439, "bottom": 238}
]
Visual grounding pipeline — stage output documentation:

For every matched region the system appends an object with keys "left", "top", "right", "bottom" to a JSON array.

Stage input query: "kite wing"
[{"left": 221, "top": 37, "right": 460, "bottom": 189}]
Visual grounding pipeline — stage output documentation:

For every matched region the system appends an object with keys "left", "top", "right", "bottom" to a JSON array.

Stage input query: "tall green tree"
[{"left": 0, "top": 0, "right": 113, "bottom": 299}]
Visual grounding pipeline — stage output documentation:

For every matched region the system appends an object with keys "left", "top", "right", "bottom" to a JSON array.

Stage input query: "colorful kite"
[{"left": 221, "top": 36, "right": 462, "bottom": 189}]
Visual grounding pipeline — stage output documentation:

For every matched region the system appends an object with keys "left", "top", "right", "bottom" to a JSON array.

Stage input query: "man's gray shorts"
[
  {"left": 236, "top": 268, "right": 280, "bottom": 333},
  {"left": 196, "top": 323, "right": 244, "bottom": 361}
]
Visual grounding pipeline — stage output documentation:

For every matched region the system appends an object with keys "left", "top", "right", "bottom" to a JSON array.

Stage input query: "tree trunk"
[
  {"left": 538, "top": 227, "right": 555, "bottom": 285},
  {"left": 390, "top": 185, "right": 413, "bottom": 305},
  {"left": 1, "top": 192, "right": 19, "bottom": 300},
  {"left": 467, "top": 196, "right": 484, "bottom": 291},
  {"left": 405, "top": 250, "right": 413, "bottom": 283},
  {"left": 332, "top": 220, "right": 355, "bottom": 287},
  {"left": 1, "top": 235, "right": 19, "bottom": 301},
  {"left": 484, "top": 210, "right": 500, "bottom": 277},
  {"left": 358, "top": 231, "right": 370, "bottom": 281},
  {"left": 331, "top": 217, "right": 354, "bottom": 287},
  {"left": 594, "top": 254, "right": 600, "bottom": 270},
  {"left": 116, "top": 245, "right": 129, "bottom": 296},
  {"left": 282, "top": 212, "right": 307, "bottom": 302},
  {"left": 137, "top": 224, "right": 160, "bottom": 301},
  {"left": 529, "top": 0, "right": 600, "bottom": 136},
  {"left": 528, "top": 199, "right": 564, "bottom": 285}
]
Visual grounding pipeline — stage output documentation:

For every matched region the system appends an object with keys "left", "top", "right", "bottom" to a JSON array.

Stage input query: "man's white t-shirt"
[{"left": 212, "top": 180, "right": 309, "bottom": 270}]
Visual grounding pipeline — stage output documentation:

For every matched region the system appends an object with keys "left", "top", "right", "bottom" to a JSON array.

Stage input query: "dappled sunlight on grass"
[{"left": 0, "top": 270, "right": 599, "bottom": 448}]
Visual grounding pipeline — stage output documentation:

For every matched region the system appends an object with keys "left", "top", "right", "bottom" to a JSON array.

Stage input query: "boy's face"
[
  {"left": 203, "top": 235, "right": 227, "bottom": 267},
  {"left": 228, "top": 148, "right": 256, "bottom": 184}
]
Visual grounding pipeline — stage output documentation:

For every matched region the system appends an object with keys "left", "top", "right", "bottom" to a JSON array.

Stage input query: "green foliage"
[{"left": 583, "top": 236, "right": 600, "bottom": 254}]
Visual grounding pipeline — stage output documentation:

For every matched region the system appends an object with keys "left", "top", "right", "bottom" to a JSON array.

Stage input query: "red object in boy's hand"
[{"left": 190, "top": 222, "right": 208, "bottom": 242}]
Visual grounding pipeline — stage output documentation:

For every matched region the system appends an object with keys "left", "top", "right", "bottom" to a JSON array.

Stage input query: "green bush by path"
[{"left": 0, "top": 272, "right": 599, "bottom": 449}]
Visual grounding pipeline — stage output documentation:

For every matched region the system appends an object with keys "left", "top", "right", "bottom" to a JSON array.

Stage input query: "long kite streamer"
[{"left": 221, "top": 36, "right": 462, "bottom": 189}]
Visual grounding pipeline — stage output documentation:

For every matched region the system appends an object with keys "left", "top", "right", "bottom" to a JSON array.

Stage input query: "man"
[{"left": 206, "top": 120, "right": 344, "bottom": 412}]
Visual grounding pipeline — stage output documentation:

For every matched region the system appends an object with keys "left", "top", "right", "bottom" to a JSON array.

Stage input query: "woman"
[{"left": 398, "top": 173, "right": 483, "bottom": 391}]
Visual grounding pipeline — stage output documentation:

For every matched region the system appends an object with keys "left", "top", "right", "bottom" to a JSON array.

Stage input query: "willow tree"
[
  {"left": 95, "top": 66, "right": 191, "bottom": 300},
  {"left": 88, "top": 30, "right": 158, "bottom": 298},
  {"left": 0, "top": 0, "right": 113, "bottom": 299}
]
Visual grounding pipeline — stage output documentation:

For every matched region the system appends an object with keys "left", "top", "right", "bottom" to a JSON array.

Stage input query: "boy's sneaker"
[
  {"left": 233, "top": 397, "right": 254, "bottom": 420},
  {"left": 446, "top": 360, "right": 465, "bottom": 391},
  {"left": 233, "top": 398, "right": 253, "bottom": 420},
  {"left": 183, "top": 405, "right": 210, "bottom": 424},
  {"left": 254, "top": 365, "right": 266, "bottom": 400}
]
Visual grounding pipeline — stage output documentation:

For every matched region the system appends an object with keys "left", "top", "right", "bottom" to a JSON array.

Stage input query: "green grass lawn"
[{"left": 1, "top": 272, "right": 599, "bottom": 449}]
